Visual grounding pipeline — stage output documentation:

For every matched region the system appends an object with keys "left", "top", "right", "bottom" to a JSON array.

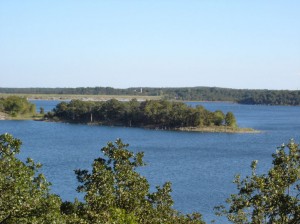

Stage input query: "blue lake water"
[{"left": 1, "top": 100, "right": 300, "bottom": 223}]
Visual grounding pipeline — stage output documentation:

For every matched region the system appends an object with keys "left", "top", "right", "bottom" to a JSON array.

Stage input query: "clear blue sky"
[{"left": 0, "top": 1, "right": 299, "bottom": 89}]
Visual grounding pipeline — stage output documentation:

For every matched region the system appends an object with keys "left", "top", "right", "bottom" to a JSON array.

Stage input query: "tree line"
[
  {"left": 1, "top": 133, "right": 300, "bottom": 223},
  {"left": 1, "top": 86, "right": 300, "bottom": 105},
  {"left": 47, "top": 99, "right": 237, "bottom": 129}
]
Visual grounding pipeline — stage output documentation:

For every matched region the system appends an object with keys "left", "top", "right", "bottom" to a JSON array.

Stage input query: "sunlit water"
[{"left": 1, "top": 101, "right": 300, "bottom": 223}]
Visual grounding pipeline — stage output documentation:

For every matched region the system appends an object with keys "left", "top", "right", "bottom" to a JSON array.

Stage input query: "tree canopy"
[
  {"left": 64, "top": 139, "right": 205, "bottom": 224},
  {"left": 215, "top": 140, "right": 300, "bottom": 223},
  {"left": 2, "top": 133, "right": 300, "bottom": 223},
  {"left": 47, "top": 99, "right": 237, "bottom": 130},
  {"left": 0, "top": 133, "right": 63, "bottom": 223}
]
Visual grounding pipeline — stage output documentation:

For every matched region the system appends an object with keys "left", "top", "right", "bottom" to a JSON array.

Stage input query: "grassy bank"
[
  {"left": 0, "top": 112, "right": 8, "bottom": 120},
  {"left": 0, "top": 112, "right": 43, "bottom": 121}
]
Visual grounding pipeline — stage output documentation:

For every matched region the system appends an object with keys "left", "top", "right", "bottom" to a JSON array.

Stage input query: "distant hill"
[{"left": 1, "top": 87, "right": 300, "bottom": 105}]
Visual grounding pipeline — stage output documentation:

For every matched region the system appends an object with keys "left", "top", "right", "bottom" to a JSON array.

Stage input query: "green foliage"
[
  {"left": 215, "top": 140, "right": 300, "bottom": 223},
  {"left": 50, "top": 99, "right": 235, "bottom": 129},
  {"left": 3, "top": 132, "right": 300, "bottom": 223},
  {"left": 0, "top": 96, "right": 36, "bottom": 117},
  {"left": 65, "top": 139, "right": 205, "bottom": 224},
  {"left": 0, "top": 133, "right": 203, "bottom": 224},
  {"left": 213, "top": 110, "right": 225, "bottom": 126},
  {"left": 39, "top": 107, "right": 45, "bottom": 114},
  {"left": 0, "top": 133, "right": 64, "bottom": 223},
  {"left": 225, "top": 112, "right": 237, "bottom": 128}
]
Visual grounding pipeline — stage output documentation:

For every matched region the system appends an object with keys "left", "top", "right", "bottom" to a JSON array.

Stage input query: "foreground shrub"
[
  {"left": 0, "top": 133, "right": 64, "bottom": 223},
  {"left": 215, "top": 140, "right": 300, "bottom": 223},
  {"left": 63, "top": 139, "right": 205, "bottom": 224}
]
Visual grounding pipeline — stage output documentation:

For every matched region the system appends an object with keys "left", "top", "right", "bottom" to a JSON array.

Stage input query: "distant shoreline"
[
  {"left": 1, "top": 86, "right": 300, "bottom": 106},
  {"left": 1, "top": 93, "right": 299, "bottom": 106},
  {"left": 1, "top": 93, "right": 236, "bottom": 103},
  {"left": 0, "top": 94, "right": 238, "bottom": 104},
  {"left": 0, "top": 93, "right": 160, "bottom": 102}
]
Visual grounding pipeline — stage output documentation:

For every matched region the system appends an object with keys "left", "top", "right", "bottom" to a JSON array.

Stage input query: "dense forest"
[
  {"left": 1, "top": 133, "right": 300, "bottom": 223},
  {"left": 1, "top": 87, "right": 300, "bottom": 105},
  {"left": 47, "top": 99, "right": 237, "bottom": 129}
]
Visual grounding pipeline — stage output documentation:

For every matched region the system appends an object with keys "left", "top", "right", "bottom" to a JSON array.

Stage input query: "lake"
[{"left": 1, "top": 100, "right": 300, "bottom": 223}]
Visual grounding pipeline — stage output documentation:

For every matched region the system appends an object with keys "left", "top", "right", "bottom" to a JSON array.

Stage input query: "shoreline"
[
  {"left": 0, "top": 111, "right": 260, "bottom": 134},
  {"left": 1, "top": 93, "right": 300, "bottom": 106},
  {"left": 41, "top": 118, "right": 260, "bottom": 134},
  {"left": 1, "top": 93, "right": 235, "bottom": 103},
  {"left": 2, "top": 93, "right": 299, "bottom": 106},
  {"left": 1, "top": 115, "right": 260, "bottom": 133},
  {"left": 0, "top": 93, "right": 160, "bottom": 102},
  {"left": 0, "top": 112, "right": 43, "bottom": 121},
  {"left": 0, "top": 112, "right": 9, "bottom": 120}
]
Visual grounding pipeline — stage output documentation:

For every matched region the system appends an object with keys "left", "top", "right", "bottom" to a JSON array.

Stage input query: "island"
[
  {"left": 45, "top": 99, "right": 258, "bottom": 133},
  {"left": 0, "top": 96, "right": 258, "bottom": 133}
]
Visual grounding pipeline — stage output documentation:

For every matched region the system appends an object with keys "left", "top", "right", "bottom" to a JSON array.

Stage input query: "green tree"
[
  {"left": 67, "top": 139, "right": 205, "bottom": 224},
  {"left": 225, "top": 112, "right": 237, "bottom": 128},
  {"left": 215, "top": 140, "right": 300, "bottom": 223},
  {"left": 39, "top": 107, "right": 45, "bottom": 114},
  {"left": 213, "top": 110, "right": 225, "bottom": 126},
  {"left": 102, "top": 99, "right": 126, "bottom": 123},
  {"left": 143, "top": 100, "right": 163, "bottom": 125},
  {"left": 0, "top": 133, "right": 64, "bottom": 223},
  {"left": 124, "top": 98, "right": 142, "bottom": 126}
]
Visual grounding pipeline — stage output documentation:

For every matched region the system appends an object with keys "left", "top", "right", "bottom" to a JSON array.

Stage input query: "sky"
[{"left": 0, "top": 1, "right": 299, "bottom": 90}]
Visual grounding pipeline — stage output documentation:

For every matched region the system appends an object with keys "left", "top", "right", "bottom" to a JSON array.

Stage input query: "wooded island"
[
  {"left": 0, "top": 96, "right": 256, "bottom": 133},
  {"left": 46, "top": 99, "right": 256, "bottom": 133}
]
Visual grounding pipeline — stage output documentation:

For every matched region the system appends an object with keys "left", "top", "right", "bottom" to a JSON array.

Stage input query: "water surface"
[{"left": 1, "top": 101, "right": 300, "bottom": 223}]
